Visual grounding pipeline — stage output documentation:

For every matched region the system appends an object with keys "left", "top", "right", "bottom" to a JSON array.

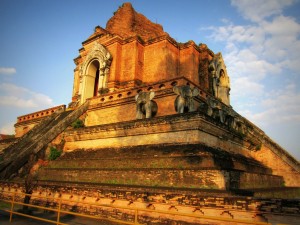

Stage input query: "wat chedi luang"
[{"left": 0, "top": 3, "right": 300, "bottom": 224}]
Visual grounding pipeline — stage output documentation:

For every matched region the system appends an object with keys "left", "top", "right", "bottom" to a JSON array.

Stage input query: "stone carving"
[
  {"left": 206, "top": 96, "right": 225, "bottom": 123},
  {"left": 232, "top": 116, "right": 246, "bottom": 135},
  {"left": 223, "top": 107, "right": 237, "bottom": 128},
  {"left": 173, "top": 85, "right": 200, "bottom": 113},
  {"left": 135, "top": 91, "right": 158, "bottom": 119},
  {"left": 205, "top": 96, "right": 246, "bottom": 135},
  {"left": 208, "top": 53, "right": 230, "bottom": 105}
]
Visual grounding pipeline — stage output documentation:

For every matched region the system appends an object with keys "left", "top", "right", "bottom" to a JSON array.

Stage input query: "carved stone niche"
[
  {"left": 208, "top": 52, "right": 230, "bottom": 105},
  {"left": 78, "top": 43, "right": 112, "bottom": 104}
]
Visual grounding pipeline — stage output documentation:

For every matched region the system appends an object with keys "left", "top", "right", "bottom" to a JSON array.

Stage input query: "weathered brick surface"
[
  {"left": 14, "top": 105, "right": 66, "bottom": 137},
  {"left": 0, "top": 102, "right": 89, "bottom": 179},
  {"left": 3, "top": 3, "right": 299, "bottom": 224},
  {"left": 36, "top": 143, "right": 284, "bottom": 191},
  {"left": 72, "top": 33, "right": 213, "bottom": 101},
  {"left": 0, "top": 138, "right": 16, "bottom": 152},
  {"left": 250, "top": 144, "right": 300, "bottom": 187},
  {"left": 38, "top": 168, "right": 227, "bottom": 189},
  {"left": 106, "top": 3, "right": 167, "bottom": 41}
]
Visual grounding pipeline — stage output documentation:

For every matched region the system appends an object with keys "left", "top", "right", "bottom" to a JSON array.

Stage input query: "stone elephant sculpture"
[
  {"left": 223, "top": 108, "right": 237, "bottom": 129},
  {"left": 223, "top": 109, "right": 246, "bottom": 134},
  {"left": 173, "top": 85, "right": 200, "bottom": 113},
  {"left": 135, "top": 91, "right": 158, "bottom": 119}
]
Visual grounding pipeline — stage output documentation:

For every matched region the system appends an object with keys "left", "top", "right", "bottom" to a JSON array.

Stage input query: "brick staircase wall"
[{"left": 0, "top": 101, "right": 89, "bottom": 180}]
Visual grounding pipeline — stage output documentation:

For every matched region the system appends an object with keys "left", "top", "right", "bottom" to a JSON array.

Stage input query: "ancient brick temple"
[{"left": 1, "top": 3, "right": 300, "bottom": 224}]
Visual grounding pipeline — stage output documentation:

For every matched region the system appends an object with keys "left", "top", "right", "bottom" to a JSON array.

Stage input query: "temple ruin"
[{"left": 0, "top": 3, "right": 299, "bottom": 224}]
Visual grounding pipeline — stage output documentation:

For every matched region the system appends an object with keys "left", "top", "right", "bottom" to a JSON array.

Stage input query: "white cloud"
[
  {"left": 0, "top": 83, "right": 54, "bottom": 136},
  {"left": 231, "top": 0, "right": 294, "bottom": 22},
  {"left": 209, "top": 17, "right": 300, "bottom": 76},
  {"left": 0, "top": 122, "right": 15, "bottom": 134},
  {"left": 0, "top": 67, "right": 16, "bottom": 75},
  {"left": 250, "top": 84, "right": 300, "bottom": 126},
  {"left": 231, "top": 77, "right": 264, "bottom": 97},
  {"left": 261, "top": 16, "right": 300, "bottom": 69},
  {"left": 225, "top": 47, "right": 281, "bottom": 81},
  {"left": 205, "top": 1, "right": 300, "bottom": 121},
  {"left": 0, "top": 83, "right": 54, "bottom": 108},
  {"left": 262, "top": 15, "right": 300, "bottom": 36},
  {"left": 0, "top": 96, "right": 36, "bottom": 108},
  {"left": 208, "top": 1, "right": 300, "bottom": 76},
  {"left": 202, "top": 0, "right": 300, "bottom": 159}
]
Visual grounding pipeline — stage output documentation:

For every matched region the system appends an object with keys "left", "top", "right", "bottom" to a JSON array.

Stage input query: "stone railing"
[
  {"left": 0, "top": 101, "right": 89, "bottom": 180},
  {"left": 89, "top": 77, "right": 208, "bottom": 106},
  {"left": 16, "top": 105, "right": 66, "bottom": 124}
]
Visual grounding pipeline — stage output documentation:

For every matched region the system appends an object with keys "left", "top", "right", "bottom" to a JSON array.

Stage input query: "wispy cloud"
[
  {"left": 0, "top": 83, "right": 54, "bottom": 108},
  {"left": 231, "top": 0, "right": 294, "bottom": 22},
  {"left": 204, "top": 0, "right": 300, "bottom": 125},
  {"left": 200, "top": 0, "right": 300, "bottom": 159},
  {"left": 0, "top": 67, "right": 16, "bottom": 75},
  {"left": 0, "top": 83, "right": 54, "bottom": 135},
  {"left": 240, "top": 83, "right": 300, "bottom": 126},
  {"left": 0, "top": 122, "right": 15, "bottom": 134}
]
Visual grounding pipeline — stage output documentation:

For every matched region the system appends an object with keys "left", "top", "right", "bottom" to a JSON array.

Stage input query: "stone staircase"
[
  {"left": 0, "top": 101, "right": 90, "bottom": 180},
  {"left": 37, "top": 144, "right": 284, "bottom": 193}
]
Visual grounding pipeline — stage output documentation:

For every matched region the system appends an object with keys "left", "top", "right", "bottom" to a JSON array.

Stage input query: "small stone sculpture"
[
  {"left": 206, "top": 96, "right": 246, "bottom": 135},
  {"left": 173, "top": 85, "right": 200, "bottom": 113},
  {"left": 135, "top": 91, "right": 158, "bottom": 119},
  {"left": 208, "top": 53, "right": 230, "bottom": 105},
  {"left": 207, "top": 96, "right": 225, "bottom": 123}
]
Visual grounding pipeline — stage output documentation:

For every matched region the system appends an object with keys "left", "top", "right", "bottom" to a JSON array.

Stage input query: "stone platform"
[{"left": 38, "top": 142, "right": 284, "bottom": 192}]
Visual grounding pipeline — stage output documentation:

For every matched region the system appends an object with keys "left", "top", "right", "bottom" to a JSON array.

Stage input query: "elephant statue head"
[
  {"left": 135, "top": 91, "right": 158, "bottom": 119},
  {"left": 173, "top": 85, "right": 200, "bottom": 113}
]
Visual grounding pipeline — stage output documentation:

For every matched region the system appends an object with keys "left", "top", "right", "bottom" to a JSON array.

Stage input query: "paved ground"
[{"left": 0, "top": 210, "right": 123, "bottom": 225}]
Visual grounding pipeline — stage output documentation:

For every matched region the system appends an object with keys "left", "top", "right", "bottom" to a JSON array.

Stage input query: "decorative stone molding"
[
  {"left": 79, "top": 43, "right": 112, "bottom": 103},
  {"left": 16, "top": 105, "right": 66, "bottom": 124},
  {"left": 80, "top": 43, "right": 112, "bottom": 77}
]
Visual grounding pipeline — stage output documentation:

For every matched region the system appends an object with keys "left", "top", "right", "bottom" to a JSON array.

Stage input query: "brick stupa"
[{"left": 1, "top": 3, "right": 299, "bottom": 224}]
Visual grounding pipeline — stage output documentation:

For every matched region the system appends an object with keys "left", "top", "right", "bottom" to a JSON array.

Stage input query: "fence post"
[
  {"left": 9, "top": 192, "right": 16, "bottom": 222},
  {"left": 56, "top": 196, "right": 62, "bottom": 225},
  {"left": 134, "top": 208, "right": 138, "bottom": 225}
]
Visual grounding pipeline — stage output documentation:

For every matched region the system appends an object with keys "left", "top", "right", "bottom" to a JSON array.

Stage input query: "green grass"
[
  {"left": 71, "top": 119, "right": 84, "bottom": 128},
  {"left": 0, "top": 200, "right": 11, "bottom": 210},
  {"left": 48, "top": 146, "right": 62, "bottom": 161}
]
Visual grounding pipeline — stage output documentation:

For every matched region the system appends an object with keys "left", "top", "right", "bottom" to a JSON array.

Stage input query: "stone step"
[
  {"left": 251, "top": 187, "right": 300, "bottom": 199},
  {"left": 59, "top": 144, "right": 243, "bottom": 159},
  {"left": 37, "top": 167, "right": 284, "bottom": 190},
  {"left": 48, "top": 155, "right": 270, "bottom": 174},
  {"left": 40, "top": 144, "right": 282, "bottom": 192},
  {"left": 37, "top": 179, "right": 243, "bottom": 197},
  {"left": 54, "top": 144, "right": 271, "bottom": 174}
]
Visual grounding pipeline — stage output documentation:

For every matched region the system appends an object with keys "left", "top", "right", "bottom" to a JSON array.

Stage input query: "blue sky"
[{"left": 0, "top": 0, "right": 299, "bottom": 160}]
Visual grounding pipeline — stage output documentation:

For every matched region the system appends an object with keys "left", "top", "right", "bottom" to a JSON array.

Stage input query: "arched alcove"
[
  {"left": 81, "top": 60, "right": 100, "bottom": 102},
  {"left": 79, "top": 43, "right": 112, "bottom": 104},
  {"left": 87, "top": 60, "right": 100, "bottom": 97}
]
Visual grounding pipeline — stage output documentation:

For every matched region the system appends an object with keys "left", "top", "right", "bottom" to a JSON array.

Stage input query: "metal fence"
[{"left": 0, "top": 190, "right": 289, "bottom": 225}]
